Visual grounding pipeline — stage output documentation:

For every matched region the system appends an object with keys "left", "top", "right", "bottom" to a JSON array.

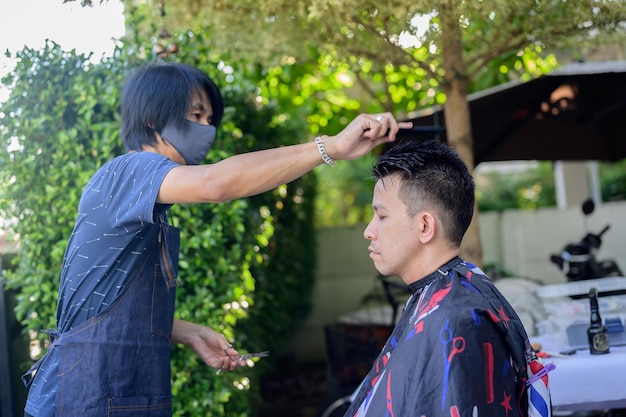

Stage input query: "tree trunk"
[{"left": 439, "top": 1, "right": 483, "bottom": 267}]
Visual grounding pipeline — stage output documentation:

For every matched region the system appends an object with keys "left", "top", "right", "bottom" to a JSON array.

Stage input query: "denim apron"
[{"left": 25, "top": 214, "right": 180, "bottom": 417}]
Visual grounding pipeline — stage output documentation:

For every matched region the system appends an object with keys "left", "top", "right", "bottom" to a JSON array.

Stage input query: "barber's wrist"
[{"left": 315, "top": 135, "right": 335, "bottom": 167}]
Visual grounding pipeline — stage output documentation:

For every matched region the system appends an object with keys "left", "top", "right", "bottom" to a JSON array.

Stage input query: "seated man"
[{"left": 345, "top": 140, "right": 552, "bottom": 417}]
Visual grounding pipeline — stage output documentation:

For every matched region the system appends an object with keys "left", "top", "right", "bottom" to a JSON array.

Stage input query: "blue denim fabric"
[
  {"left": 26, "top": 215, "right": 180, "bottom": 416},
  {"left": 62, "top": 216, "right": 178, "bottom": 416}
]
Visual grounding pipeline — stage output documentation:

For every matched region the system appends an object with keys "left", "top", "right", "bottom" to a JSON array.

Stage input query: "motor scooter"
[{"left": 549, "top": 199, "right": 623, "bottom": 282}]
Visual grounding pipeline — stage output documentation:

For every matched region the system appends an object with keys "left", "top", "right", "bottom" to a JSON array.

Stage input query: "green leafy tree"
[{"left": 113, "top": 0, "right": 626, "bottom": 266}]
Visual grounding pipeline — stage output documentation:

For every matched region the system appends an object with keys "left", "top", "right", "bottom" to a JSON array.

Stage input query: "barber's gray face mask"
[{"left": 161, "top": 120, "right": 216, "bottom": 165}]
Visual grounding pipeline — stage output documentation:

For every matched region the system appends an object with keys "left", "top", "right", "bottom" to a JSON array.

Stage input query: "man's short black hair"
[
  {"left": 373, "top": 140, "right": 475, "bottom": 246},
  {"left": 120, "top": 62, "right": 224, "bottom": 151}
]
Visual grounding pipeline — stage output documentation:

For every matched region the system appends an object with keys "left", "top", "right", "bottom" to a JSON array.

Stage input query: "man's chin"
[{"left": 372, "top": 262, "right": 390, "bottom": 277}]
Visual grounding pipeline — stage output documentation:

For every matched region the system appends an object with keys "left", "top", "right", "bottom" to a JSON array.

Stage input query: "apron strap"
[{"left": 158, "top": 213, "right": 179, "bottom": 289}]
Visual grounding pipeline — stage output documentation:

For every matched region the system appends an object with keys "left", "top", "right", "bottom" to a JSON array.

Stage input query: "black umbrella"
[{"left": 400, "top": 60, "right": 626, "bottom": 165}]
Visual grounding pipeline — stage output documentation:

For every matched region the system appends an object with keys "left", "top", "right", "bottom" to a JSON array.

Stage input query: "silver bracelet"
[{"left": 315, "top": 136, "right": 335, "bottom": 167}]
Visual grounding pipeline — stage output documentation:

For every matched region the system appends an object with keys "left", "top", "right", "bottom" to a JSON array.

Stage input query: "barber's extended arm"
[{"left": 158, "top": 113, "right": 412, "bottom": 204}]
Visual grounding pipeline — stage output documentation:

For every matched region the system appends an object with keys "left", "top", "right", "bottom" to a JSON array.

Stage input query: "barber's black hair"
[
  {"left": 373, "top": 140, "right": 475, "bottom": 246},
  {"left": 120, "top": 62, "right": 224, "bottom": 151}
]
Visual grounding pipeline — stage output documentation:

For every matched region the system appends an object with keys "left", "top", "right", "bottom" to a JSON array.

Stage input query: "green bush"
[
  {"left": 600, "top": 160, "right": 626, "bottom": 202},
  {"left": 1, "top": 41, "right": 129, "bottom": 334},
  {"left": 476, "top": 162, "right": 557, "bottom": 211},
  {"left": 0, "top": 32, "right": 316, "bottom": 417}
]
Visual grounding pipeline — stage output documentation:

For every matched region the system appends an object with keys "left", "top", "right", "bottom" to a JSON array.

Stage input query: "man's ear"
[{"left": 416, "top": 211, "right": 437, "bottom": 244}]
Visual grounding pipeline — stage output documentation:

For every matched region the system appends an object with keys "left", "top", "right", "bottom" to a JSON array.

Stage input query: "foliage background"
[{"left": 476, "top": 160, "right": 626, "bottom": 212}]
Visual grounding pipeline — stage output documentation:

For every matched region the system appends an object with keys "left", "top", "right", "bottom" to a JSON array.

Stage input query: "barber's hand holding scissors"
[
  {"left": 172, "top": 319, "right": 246, "bottom": 371},
  {"left": 172, "top": 319, "right": 269, "bottom": 374}
]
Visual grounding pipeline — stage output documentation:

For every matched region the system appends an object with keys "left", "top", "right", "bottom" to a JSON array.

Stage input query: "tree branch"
[{"left": 351, "top": 14, "right": 440, "bottom": 80}]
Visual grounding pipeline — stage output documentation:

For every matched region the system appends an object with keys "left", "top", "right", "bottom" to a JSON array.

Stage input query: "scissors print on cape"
[{"left": 440, "top": 318, "right": 466, "bottom": 410}]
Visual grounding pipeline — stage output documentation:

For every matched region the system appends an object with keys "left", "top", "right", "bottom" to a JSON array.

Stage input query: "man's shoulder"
[
  {"left": 420, "top": 265, "right": 502, "bottom": 317},
  {"left": 106, "top": 151, "right": 175, "bottom": 167},
  {"left": 91, "top": 152, "right": 178, "bottom": 183}
]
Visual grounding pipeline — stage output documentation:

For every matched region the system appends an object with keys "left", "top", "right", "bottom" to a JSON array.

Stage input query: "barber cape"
[{"left": 346, "top": 258, "right": 552, "bottom": 417}]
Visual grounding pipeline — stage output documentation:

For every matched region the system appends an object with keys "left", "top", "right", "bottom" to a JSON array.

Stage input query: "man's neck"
[{"left": 403, "top": 247, "right": 460, "bottom": 285}]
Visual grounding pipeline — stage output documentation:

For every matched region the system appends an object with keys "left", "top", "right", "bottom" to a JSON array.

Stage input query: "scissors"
[
  {"left": 440, "top": 321, "right": 465, "bottom": 362},
  {"left": 216, "top": 351, "right": 270, "bottom": 374},
  {"left": 439, "top": 319, "right": 465, "bottom": 410},
  {"left": 238, "top": 351, "right": 270, "bottom": 361}
]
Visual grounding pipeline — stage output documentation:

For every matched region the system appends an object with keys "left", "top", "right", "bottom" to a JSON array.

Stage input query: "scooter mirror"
[{"left": 581, "top": 198, "right": 595, "bottom": 216}]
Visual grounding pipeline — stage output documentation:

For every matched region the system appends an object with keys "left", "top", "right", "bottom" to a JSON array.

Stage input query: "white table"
[{"left": 532, "top": 338, "right": 626, "bottom": 412}]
